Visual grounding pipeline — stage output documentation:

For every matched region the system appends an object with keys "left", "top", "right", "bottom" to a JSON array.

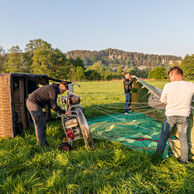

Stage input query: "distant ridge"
[{"left": 66, "top": 48, "right": 182, "bottom": 68}]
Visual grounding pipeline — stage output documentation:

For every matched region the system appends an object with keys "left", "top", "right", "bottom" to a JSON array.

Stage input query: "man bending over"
[{"left": 26, "top": 82, "right": 70, "bottom": 146}]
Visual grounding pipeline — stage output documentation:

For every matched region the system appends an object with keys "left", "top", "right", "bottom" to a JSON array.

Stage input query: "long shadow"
[{"left": 1, "top": 113, "right": 193, "bottom": 192}]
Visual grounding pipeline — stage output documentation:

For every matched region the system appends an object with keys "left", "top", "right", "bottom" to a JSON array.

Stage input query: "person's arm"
[
  {"left": 193, "top": 83, "right": 194, "bottom": 95},
  {"left": 129, "top": 77, "right": 134, "bottom": 84},
  {"left": 49, "top": 87, "right": 66, "bottom": 114},
  {"left": 160, "top": 84, "right": 168, "bottom": 105}
]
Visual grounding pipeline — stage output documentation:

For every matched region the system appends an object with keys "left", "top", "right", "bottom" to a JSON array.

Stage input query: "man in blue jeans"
[
  {"left": 123, "top": 72, "right": 134, "bottom": 114},
  {"left": 156, "top": 66, "right": 194, "bottom": 164}
]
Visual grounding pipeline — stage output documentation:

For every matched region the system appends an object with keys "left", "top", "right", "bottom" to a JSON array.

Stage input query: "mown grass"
[
  {"left": 146, "top": 80, "right": 169, "bottom": 89},
  {"left": 75, "top": 81, "right": 126, "bottom": 118},
  {"left": 0, "top": 80, "right": 194, "bottom": 193}
]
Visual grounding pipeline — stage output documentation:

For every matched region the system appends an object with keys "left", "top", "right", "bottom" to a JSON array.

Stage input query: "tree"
[
  {"left": 25, "top": 39, "right": 52, "bottom": 53},
  {"left": 49, "top": 48, "right": 72, "bottom": 80},
  {"left": 87, "top": 61, "right": 108, "bottom": 80},
  {"left": 68, "top": 57, "right": 86, "bottom": 81},
  {"left": 24, "top": 39, "right": 53, "bottom": 72},
  {"left": 69, "top": 57, "right": 85, "bottom": 69},
  {"left": 85, "top": 70, "right": 101, "bottom": 80},
  {"left": 3, "top": 46, "right": 25, "bottom": 73},
  {"left": 128, "top": 67, "right": 149, "bottom": 78},
  {"left": 69, "top": 65, "right": 76, "bottom": 81},
  {"left": 76, "top": 66, "right": 85, "bottom": 81},
  {"left": 31, "top": 47, "right": 52, "bottom": 75},
  {"left": 117, "top": 66, "right": 122, "bottom": 74},
  {"left": 180, "top": 54, "right": 194, "bottom": 80},
  {"left": 148, "top": 66, "right": 167, "bottom": 80},
  {"left": 22, "top": 51, "right": 32, "bottom": 73},
  {"left": 0, "top": 46, "right": 5, "bottom": 72}
]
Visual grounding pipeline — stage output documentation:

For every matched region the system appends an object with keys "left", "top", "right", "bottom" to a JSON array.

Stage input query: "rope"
[
  {"left": 87, "top": 105, "right": 154, "bottom": 131},
  {"left": 89, "top": 121, "right": 136, "bottom": 126},
  {"left": 93, "top": 104, "right": 160, "bottom": 116},
  {"left": 95, "top": 103, "right": 163, "bottom": 110},
  {"left": 57, "top": 84, "right": 194, "bottom": 154},
  {"left": 79, "top": 96, "right": 165, "bottom": 133}
]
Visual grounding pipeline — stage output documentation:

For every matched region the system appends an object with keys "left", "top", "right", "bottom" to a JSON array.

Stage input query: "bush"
[
  {"left": 85, "top": 70, "right": 101, "bottom": 80},
  {"left": 180, "top": 54, "right": 194, "bottom": 80},
  {"left": 148, "top": 66, "right": 167, "bottom": 80}
]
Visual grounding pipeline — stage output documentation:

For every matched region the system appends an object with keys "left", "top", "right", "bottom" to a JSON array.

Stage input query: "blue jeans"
[
  {"left": 156, "top": 116, "right": 189, "bottom": 162},
  {"left": 124, "top": 93, "right": 131, "bottom": 113}
]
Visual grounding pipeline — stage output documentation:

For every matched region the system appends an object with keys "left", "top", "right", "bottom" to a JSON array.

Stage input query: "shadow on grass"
[
  {"left": 1, "top": 134, "right": 193, "bottom": 193},
  {"left": 1, "top": 105, "right": 193, "bottom": 193}
]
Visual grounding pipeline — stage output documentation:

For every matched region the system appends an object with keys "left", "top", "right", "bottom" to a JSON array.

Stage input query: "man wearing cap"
[{"left": 26, "top": 82, "right": 70, "bottom": 146}]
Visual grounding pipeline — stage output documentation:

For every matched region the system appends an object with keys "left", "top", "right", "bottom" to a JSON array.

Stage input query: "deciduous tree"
[
  {"left": 76, "top": 66, "right": 85, "bottom": 81},
  {"left": 4, "top": 46, "right": 24, "bottom": 73},
  {"left": 180, "top": 54, "right": 194, "bottom": 80},
  {"left": 148, "top": 66, "right": 167, "bottom": 80},
  {"left": 31, "top": 47, "right": 52, "bottom": 75}
]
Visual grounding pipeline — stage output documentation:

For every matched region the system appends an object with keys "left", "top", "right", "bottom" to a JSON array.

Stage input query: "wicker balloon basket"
[{"left": 0, "top": 73, "right": 50, "bottom": 138}]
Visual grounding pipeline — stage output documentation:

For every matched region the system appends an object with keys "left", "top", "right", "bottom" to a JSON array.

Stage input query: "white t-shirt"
[{"left": 160, "top": 81, "right": 194, "bottom": 117}]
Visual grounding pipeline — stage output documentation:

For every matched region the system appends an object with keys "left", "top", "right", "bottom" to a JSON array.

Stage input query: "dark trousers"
[
  {"left": 156, "top": 116, "right": 189, "bottom": 162},
  {"left": 26, "top": 100, "right": 47, "bottom": 145}
]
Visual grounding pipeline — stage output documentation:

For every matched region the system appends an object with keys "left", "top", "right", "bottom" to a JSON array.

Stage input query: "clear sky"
[{"left": 0, "top": 0, "right": 194, "bottom": 57}]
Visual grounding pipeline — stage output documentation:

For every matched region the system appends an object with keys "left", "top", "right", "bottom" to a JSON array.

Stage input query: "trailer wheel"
[{"left": 59, "top": 142, "right": 72, "bottom": 151}]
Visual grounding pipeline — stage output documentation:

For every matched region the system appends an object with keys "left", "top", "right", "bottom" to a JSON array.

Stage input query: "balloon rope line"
[
  {"left": 95, "top": 103, "right": 163, "bottom": 110},
  {"left": 87, "top": 105, "right": 154, "bottom": 131},
  {"left": 92, "top": 104, "right": 161, "bottom": 115},
  {"left": 76, "top": 86, "right": 163, "bottom": 108}
]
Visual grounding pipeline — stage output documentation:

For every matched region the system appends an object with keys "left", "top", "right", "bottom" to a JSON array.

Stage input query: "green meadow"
[{"left": 0, "top": 80, "right": 193, "bottom": 193}]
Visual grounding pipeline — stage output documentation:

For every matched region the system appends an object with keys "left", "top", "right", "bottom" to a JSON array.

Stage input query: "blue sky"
[{"left": 0, "top": 0, "right": 194, "bottom": 57}]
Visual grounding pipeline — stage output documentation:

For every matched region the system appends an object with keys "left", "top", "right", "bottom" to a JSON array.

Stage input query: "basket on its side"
[{"left": 0, "top": 73, "right": 50, "bottom": 138}]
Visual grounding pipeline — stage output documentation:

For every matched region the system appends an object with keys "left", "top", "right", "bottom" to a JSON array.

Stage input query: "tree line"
[
  {"left": 0, "top": 39, "right": 150, "bottom": 80},
  {"left": 0, "top": 39, "right": 193, "bottom": 81},
  {"left": 0, "top": 39, "right": 86, "bottom": 81},
  {"left": 148, "top": 56, "right": 194, "bottom": 80}
]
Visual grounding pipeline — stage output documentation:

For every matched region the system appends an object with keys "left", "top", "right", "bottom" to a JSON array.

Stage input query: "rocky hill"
[{"left": 66, "top": 48, "right": 182, "bottom": 69}]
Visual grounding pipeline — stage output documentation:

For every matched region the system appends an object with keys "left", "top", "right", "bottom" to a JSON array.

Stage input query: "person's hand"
[
  {"left": 158, "top": 100, "right": 166, "bottom": 106},
  {"left": 65, "top": 110, "right": 71, "bottom": 115}
]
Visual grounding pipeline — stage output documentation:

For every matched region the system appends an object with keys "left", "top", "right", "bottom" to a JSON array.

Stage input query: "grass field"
[{"left": 0, "top": 80, "right": 193, "bottom": 193}]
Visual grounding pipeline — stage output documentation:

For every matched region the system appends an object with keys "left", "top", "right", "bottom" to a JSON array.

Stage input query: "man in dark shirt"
[
  {"left": 26, "top": 82, "right": 69, "bottom": 146},
  {"left": 123, "top": 72, "right": 133, "bottom": 114}
]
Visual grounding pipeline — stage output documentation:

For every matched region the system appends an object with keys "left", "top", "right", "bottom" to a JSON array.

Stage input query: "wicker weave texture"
[{"left": 0, "top": 74, "right": 13, "bottom": 138}]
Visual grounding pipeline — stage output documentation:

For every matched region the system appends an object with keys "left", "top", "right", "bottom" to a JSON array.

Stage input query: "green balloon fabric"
[{"left": 89, "top": 112, "right": 170, "bottom": 158}]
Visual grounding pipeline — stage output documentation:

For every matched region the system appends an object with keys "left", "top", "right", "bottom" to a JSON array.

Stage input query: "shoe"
[
  {"left": 151, "top": 152, "right": 162, "bottom": 164},
  {"left": 124, "top": 112, "right": 129, "bottom": 115},
  {"left": 179, "top": 160, "right": 188, "bottom": 164},
  {"left": 40, "top": 141, "right": 49, "bottom": 147}
]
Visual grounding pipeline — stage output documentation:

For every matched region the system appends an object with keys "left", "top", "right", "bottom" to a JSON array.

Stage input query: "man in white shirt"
[{"left": 156, "top": 66, "right": 194, "bottom": 164}]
